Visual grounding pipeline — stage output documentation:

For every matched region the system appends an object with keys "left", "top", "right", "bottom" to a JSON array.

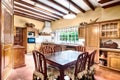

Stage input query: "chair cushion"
[
  {"left": 90, "top": 65, "right": 96, "bottom": 71},
  {"left": 77, "top": 70, "right": 87, "bottom": 79},
  {"left": 33, "top": 71, "right": 44, "bottom": 80}
]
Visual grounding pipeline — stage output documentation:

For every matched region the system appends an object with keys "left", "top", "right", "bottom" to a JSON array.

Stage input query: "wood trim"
[
  {"left": 91, "top": 19, "right": 120, "bottom": 24},
  {"left": 31, "top": 0, "right": 66, "bottom": 15},
  {"left": 14, "top": 8, "right": 54, "bottom": 21},
  {"left": 14, "top": 0, "right": 63, "bottom": 18},
  {"left": 48, "top": 0, "right": 77, "bottom": 15},
  {"left": 68, "top": 0, "right": 85, "bottom": 13},
  {"left": 14, "top": 4, "right": 59, "bottom": 20},
  {"left": 102, "top": 1, "right": 120, "bottom": 8},
  {"left": 2, "top": 0, "right": 13, "bottom": 14},
  {"left": 83, "top": 0, "right": 95, "bottom": 10},
  {"left": 0, "top": 0, "right": 2, "bottom": 79},
  {"left": 14, "top": 11, "right": 50, "bottom": 22},
  {"left": 98, "top": 0, "right": 114, "bottom": 4},
  {"left": 88, "top": 19, "right": 120, "bottom": 25}
]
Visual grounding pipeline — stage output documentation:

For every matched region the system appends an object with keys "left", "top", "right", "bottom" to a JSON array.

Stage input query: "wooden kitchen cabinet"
[
  {"left": 85, "top": 24, "right": 100, "bottom": 63},
  {"left": 100, "top": 21, "right": 120, "bottom": 38},
  {"left": 13, "top": 45, "right": 26, "bottom": 68},
  {"left": 14, "top": 27, "right": 23, "bottom": 46},
  {"left": 108, "top": 52, "right": 120, "bottom": 71},
  {"left": 99, "top": 50, "right": 107, "bottom": 66},
  {"left": 86, "top": 24, "right": 100, "bottom": 47},
  {"left": 14, "top": 27, "right": 27, "bottom": 53},
  {"left": 99, "top": 48, "right": 120, "bottom": 71},
  {"left": 78, "top": 26, "right": 85, "bottom": 38}
]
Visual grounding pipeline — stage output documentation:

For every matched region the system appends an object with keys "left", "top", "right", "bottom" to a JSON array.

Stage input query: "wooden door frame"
[{"left": 0, "top": 0, "right": 2, "bottom": 80}]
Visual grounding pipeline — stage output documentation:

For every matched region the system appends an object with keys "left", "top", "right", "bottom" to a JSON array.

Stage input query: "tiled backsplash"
[{"left": 101, "top": 39, "right": 120, "bottom": 48}]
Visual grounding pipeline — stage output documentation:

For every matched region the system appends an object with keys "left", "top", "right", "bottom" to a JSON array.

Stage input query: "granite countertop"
[{"left": 100, "top": 48, "right": 120, "bottom": 52}]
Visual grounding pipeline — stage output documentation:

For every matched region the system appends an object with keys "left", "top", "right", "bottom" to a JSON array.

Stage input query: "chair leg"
[
  {"left": 33, "top": 74, "right": 37, "bottom": 80},
  {"left": 86, "top": 69, "right": 96, "bottom": 80},
  {"left": 92, "top": 74, "right": 95, "bottom": 80}
]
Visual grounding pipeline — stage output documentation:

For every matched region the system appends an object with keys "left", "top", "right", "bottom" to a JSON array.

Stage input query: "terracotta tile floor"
[{"left": 7, "top": 54, "right": 120, "bottom": 80}]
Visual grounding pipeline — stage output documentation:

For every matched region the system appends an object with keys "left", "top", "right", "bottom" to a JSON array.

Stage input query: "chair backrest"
[
  {"left": 39, "top": 46, "right": 44, "bottom": 53},
  {"left": 74, "top": 52, "right": 88, "bottom": 77},
  {"left": 40, "top": 46, "right": 53, "bottom": 54},
  {"left": 88, "top": 50, "right": 97, "bottom": 70},
  {"left": 53, "top": 45, "right": 62, "bottom": 52},
  {"left": 76, "top": 46, "right": 86, "bottom": 52},
  {"left": 32, "top": 50, "right": 47, "bottom": 79}
]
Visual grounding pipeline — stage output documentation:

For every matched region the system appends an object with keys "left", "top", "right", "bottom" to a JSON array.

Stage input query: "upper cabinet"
[
  {"left": 78, "top": 26, "right": 85, "bottom": 38},
  {"left": 86, "top": 24, "right": 100, "bottom": 47},
  {"left": 100, "top": 21, "right": 120, "bottom": 38}
]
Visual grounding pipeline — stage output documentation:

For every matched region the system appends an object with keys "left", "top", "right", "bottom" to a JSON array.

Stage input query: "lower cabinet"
[
  {"left": 99, "top": 49, "right": 120, "bottom": 71},
  {"left": 108, "top": 52, "right": 120, "bottom": 71},
  {"left": 13, "top": 45, "right": 26, "bottom": 68}
]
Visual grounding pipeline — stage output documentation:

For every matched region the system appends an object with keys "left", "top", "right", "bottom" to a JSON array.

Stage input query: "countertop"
[
  {"left": 42, "top": 42, "right": 81, "bottom": 46},
  {"left": 100, "top": 48, "right": 120, "bottom": 52}
]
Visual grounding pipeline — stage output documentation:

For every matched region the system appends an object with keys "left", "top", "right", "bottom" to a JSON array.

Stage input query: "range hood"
[{"left": 42, "top": 21, "right": 52, "bottom": 34}]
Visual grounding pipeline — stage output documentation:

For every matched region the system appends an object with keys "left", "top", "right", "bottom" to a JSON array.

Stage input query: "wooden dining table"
[{"left": 45, "top": 50, "right": 83, "bottom": 80}]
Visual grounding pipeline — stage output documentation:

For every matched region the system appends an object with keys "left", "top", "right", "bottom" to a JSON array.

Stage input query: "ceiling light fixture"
[{"left": 63, "top": 1, "right": 76, "bottom": 19}]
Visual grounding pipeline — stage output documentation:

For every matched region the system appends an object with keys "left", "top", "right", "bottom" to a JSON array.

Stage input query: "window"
[{"left": 55, "top": 26, "right": 79, "bottom": 44}]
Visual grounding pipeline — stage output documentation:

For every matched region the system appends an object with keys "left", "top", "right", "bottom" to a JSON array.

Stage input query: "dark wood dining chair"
[
  {"left": 32, "top": 50, "right": 48, "bottom": 80},
  {"left": 74, "top": 52, "right": 88, "bottom": 80},
  {"left": 76, "top": 46, "right": 86, "bottom": 52},
  {"left": 40, "top": 46, "right": 53, "bottom": 55},
  {"left": 53, "top": 45, "right": 62, "bottom": 52},
  {"left": 87, "top": 50, "right": 97, "bottom": 74}
]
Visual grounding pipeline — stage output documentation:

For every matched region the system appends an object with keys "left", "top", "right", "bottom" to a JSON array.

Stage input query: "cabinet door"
[
  {"left": 86, "top": 24, "right": 99, "bottom": 47},
  {"left": 100, "top": 21, "right": 120, "bottom": 38},
  {"left": 108, "top": 52, "right": 120, "bottom": 71},
  {"left": 79, "top": 27, "right": 85, "bottom": 38},
  {"left": 13, "top": 47, "right": 25, "bottom": 68},
  {"left": 1, "top": 0, "right": 14, "bottom": 79},
  {"left": 85, "top": 24, "right": 99, "bottom": 63},
  {"left": 14, "top": 27, "right": 23, "bottom": 46}
]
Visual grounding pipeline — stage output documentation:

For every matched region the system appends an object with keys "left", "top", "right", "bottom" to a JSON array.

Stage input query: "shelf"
[
  {"left": 99, "top": 64, "right": 108, "bottom": 68},
  {"left": 100, "top": 21, "right": 120, "bottom": 38},
  {"left": 101, "top": 36, "right": 119, "bottom": 38},
  {"left": 99, "top": 48, "right": 120, "bottom": 52},
  {"left": 101, "top": 29, "right": 118, "bottom": 32},
  {"left": 99, "top": 57, "right": 107, "bottom": 60}
]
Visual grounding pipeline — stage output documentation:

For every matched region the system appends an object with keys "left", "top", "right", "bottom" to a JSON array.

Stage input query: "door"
[{"left": 0, "top": 0, "right": 14, "bottom": 80}]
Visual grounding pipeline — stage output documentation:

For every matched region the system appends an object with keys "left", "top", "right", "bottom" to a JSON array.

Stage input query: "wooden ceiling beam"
[
  {"left": 68, "top": 0, "right": 85, "bottom": 13},
  {"left": 14, "top": 0, "right": 63, "bottom": 18},
  {"left": 31, "top": 0, "right": 66, "bottom": 15},
  {"left": 83, "top": 0, "right": 95, "bottom": 10},
  {"left": 14, "top": 4, "right": 59, "bottom": 20},
  {"left": 14, "top": 8, "right": 54, "bottom": 21},
  {"left": 14, "top": 12, "right": 48, "bottom": 22},
  {"left": 102, "top": 1, "right": 120, "bottom": 8},
  {"left": 48, "top": 0, "right": 77, "bottom": 15},
  {"left": 98, "top": 0, "right": 114, "bottom": 4}
]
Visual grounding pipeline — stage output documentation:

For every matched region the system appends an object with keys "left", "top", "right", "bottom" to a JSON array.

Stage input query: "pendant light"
[{"left": 63, "top": 1, "right": 76, "bottom": 19}]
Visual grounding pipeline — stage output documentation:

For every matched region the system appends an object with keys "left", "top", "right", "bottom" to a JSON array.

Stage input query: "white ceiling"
[{"left": 14, "top": 0, "right": 120, "bottom": 22}]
